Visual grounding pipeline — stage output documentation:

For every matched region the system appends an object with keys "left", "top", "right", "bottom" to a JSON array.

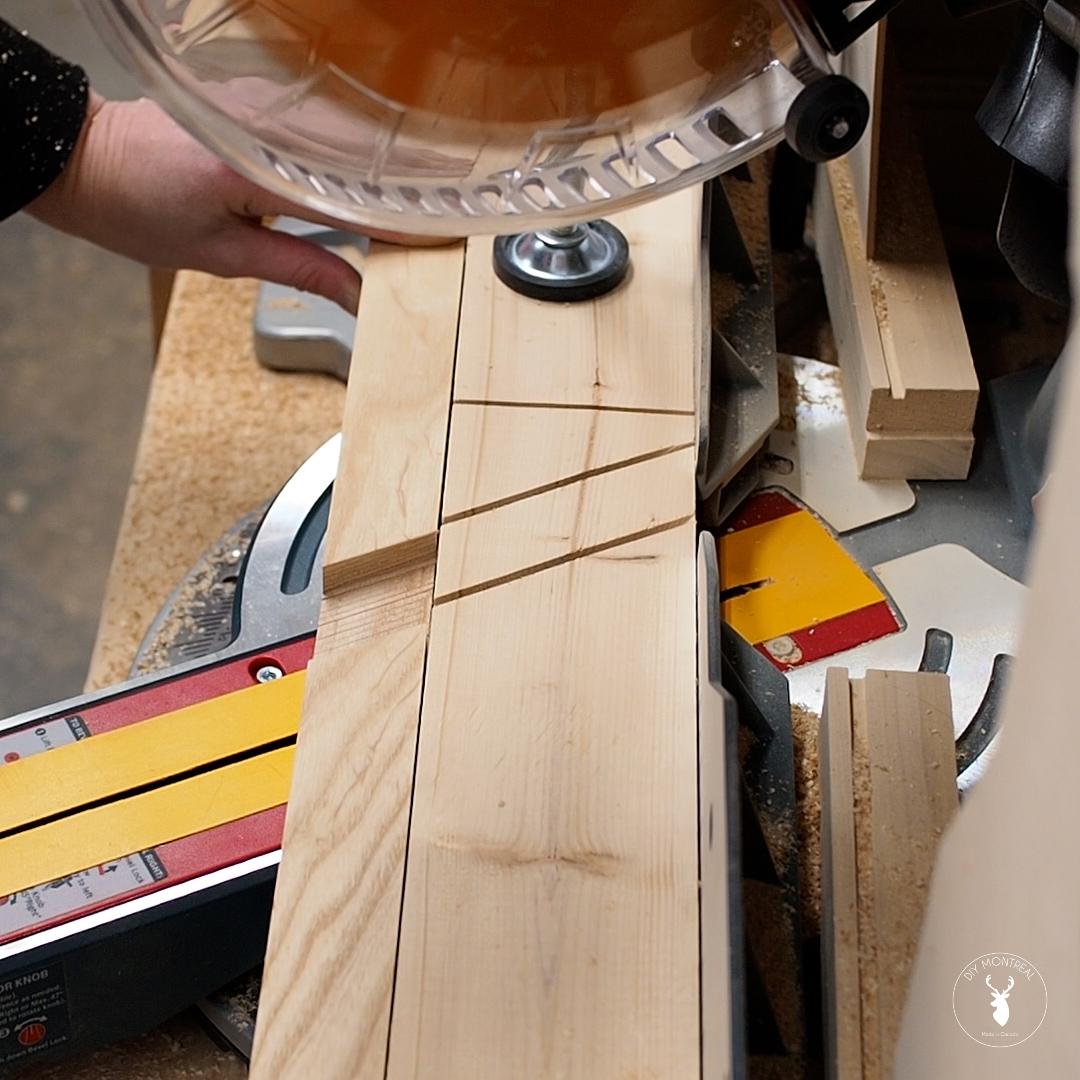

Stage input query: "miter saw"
[{"left": 0, "top": 0, "right": 1055, "bottom": 1073}]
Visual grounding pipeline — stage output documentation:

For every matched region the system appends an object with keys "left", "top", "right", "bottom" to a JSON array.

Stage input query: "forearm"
[{"left": 0, "top": 19, "right": 89, "bottom": 220}]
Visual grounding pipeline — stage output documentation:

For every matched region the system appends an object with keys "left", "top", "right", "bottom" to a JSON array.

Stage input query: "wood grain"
[
  {"left": 388, "top": 526, "right": 700, "bottom": 1080},
  {"left": 820, "top": 668, "right": 862, "bottom": 1080},
  {"left": 454, "top": 189, "right": 701, "bottom": 414},
  {"left": 814, "top": 156, "right": 978, "bottom": 480},
  {"left": 249, "top": 617, "right": 429, "bottom": 1079},
  {"left": 384, "top": 189, "right": 704, "bottom": 1078},
  {"left": 819, "top": 669, "right": 958, "bottom": 1080},
  {"left": 250, "top": 243, "right": 463, "bottom": 1080},
  {"left": 862, "top": 670, "right": 957, "bottom": 1070},
  {"left": 442, "top": 403, "right": 695, "bottom": 520},
  {"left": 323, "top": 241, "right": 465, "bottom": 592}
]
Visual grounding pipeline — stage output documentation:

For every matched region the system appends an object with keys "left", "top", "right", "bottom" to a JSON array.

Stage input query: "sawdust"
[
  {"left": 744, "top": 878, "right": 804, "bottom": 1054},
  {"left": 224, "top": 973, "right": 262, "bottom": 1033},
  {"left": 750, "top": 1055, "right": 822, "bottom": 1080},
  {"left": 130, "top": 515, "right": 257, "bottom": 676},
  {"left": 851, "top": 689, "right": 882, "bottom": 1080},
  {"left": 725, "top": 155, "right": 772, "bottom": 268},
  {"left": 776, "top": 355, "right": 798, "bottom": 432},
  {"left": 85, "top": 273, "right": 345, "bottom": 689},
  {"left": 791, "top": 704, "right": 822, "bottom": 938},
  {"left": 759, "top": 809, "right": 795, "bottom": 870},
  {"left": 16, "top": 1013, "right": 246, "bottom": 1080},
  {"left": 710, "top": 273, "right": 747, "bottom": 322},
  {"left": 868, "top": 262, "right": 890, "bottom": 330}
]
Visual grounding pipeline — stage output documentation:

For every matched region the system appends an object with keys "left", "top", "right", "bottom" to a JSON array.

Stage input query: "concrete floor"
[{"left": 0, "top": 1, "right": 150, "bottom": 714}]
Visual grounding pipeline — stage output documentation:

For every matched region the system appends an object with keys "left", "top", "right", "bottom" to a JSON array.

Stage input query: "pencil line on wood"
[
  {"left": 433, "top": 514, "right": 693, "bottom": 605},
  {"left": 442, "top": 441, "right": 696, "bottom": 523},
  {"left": 453, "top": 399, "right": 695, "bottom": 417}
]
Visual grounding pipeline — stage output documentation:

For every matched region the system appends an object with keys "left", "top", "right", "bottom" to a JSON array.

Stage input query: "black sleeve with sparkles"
[{"left": 0, "top": 20, "right": 89, "bottom": 220}]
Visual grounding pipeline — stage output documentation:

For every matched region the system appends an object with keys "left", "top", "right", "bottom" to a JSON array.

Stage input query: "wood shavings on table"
[
  {"left": 18, "top": 1014, "right": 247, "bottom": 1080},
  {"left": 791, "top": 703, "right": 823, "bottom": 938}
]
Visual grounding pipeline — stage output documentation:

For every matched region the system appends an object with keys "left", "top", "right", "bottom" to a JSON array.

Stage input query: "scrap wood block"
[
  {"left": 814, "top": 28, "right": 979, "bottom": 481},
  {"left": 819, "top": 667, "right": 958, "bottom": 1079}
]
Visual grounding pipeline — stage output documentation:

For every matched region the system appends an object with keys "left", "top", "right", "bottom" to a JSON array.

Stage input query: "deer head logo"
[{"left": 986, "top": 974, "right": 1014, "bottom": 1028}]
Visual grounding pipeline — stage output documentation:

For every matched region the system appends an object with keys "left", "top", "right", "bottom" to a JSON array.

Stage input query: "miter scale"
[{"left": 0, "top": 439, "right": 337, "bottom": 1071}]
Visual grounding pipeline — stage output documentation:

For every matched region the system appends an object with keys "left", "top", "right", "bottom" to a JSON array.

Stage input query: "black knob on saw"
[{"left": 784, "top": 74, "right": 870, "bottom": 164}]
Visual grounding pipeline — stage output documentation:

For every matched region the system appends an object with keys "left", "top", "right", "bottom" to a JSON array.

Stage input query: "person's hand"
[{"left": 27, "top": 92, "right": 444, "bottom": 312}]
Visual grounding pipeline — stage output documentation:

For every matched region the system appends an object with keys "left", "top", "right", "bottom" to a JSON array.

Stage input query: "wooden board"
[
  {"left": 249, "top": 243, "right": 465, "bottom": 1080},
  {"left": 819, "top": 668, "right": 958, "bottom": 1079},
  {"left": 384, "top": 189, "right": 704, "bottom": 1079},
  {"left": 861, "top": 670, "right": 957, "bottom": 1071},
  {"left": 248, "top": 191, "right": 705, "bottom": 1078},
  {"left": 323, "top": 243, "right": 466, "bottom": 590},
  {"left": 697, "top": 538, "right": 741, "bottom": 1080},
  {"left": 860, "top": 427, "right": 974, "bottom": 481},
  {"left": 813, "top": 152, "right": 890, "bottom": 442},
  {"left": 454, "top": 189, "right": 701, "bottom": 413},
  {"left": 814, "top": 158, "right": 978, "bottom": 479},
  {"left": 894, "top": 152, "right": 1080, "bottom": 1075},
  {"left": 840, "top": 13, "right": 888, "bottom": 254},
  {"left": 815, "top": 30, "right": 981, "bottom": 484},
  {"left": 389, "top": 525, "right": 700, "bottom": 1079},
  {"left": 817, "top": 157, "right": 980, "bottom": 433},
  {"left": 820, "top": 668, "right": 862, "bottom": 1080}
]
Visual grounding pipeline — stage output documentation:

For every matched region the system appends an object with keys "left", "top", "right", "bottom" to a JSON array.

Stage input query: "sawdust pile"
[
  {"left": 19, "top": 1013, "right": 246, "bottom": 1080},
  {"left": 791, "top": 704, "right": 823, "bottom": 937}
]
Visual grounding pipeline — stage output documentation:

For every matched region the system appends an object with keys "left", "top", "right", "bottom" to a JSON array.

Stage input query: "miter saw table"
[{"left": 1, "top": 166, "right": 1030, "bottom": 1078}]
